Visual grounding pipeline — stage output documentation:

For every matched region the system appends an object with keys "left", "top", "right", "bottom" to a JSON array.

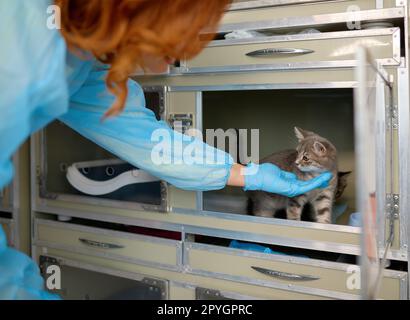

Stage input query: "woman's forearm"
[{"left": 227, "top": 163, "right": 245, "bottom": 187}]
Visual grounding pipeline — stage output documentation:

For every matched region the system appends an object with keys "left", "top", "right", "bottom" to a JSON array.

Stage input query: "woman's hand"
[{"left": 227, "top": 163, "right": 332, "bottom": 198}]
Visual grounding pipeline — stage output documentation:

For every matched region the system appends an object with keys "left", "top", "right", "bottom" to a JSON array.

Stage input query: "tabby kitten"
[{"left": 248, "top": 127, "right": 339, "bottom": 224}]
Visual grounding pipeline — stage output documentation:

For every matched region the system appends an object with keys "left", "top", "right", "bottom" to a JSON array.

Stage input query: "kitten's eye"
[{"left": 302, "top": 156, "right": 309, "bottom": 161}]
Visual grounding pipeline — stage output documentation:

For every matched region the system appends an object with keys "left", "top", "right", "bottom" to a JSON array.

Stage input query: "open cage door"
[{"left": 354, "top": 47, "right": 393, "bottom": 299}]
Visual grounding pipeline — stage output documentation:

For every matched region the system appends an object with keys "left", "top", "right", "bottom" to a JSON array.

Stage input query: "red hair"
[{"left": 55, "top": 0, "right": 231, "bottom": 117}]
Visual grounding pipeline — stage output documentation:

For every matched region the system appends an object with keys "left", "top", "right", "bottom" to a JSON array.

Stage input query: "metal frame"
[
  {"left": 397, "top": 0, "right": 410, "bottom": 297},
  {"left": 179, "top": 28, "right": 401, "bottom": 74},
  {"left": 217, "top": 7, "right": 405, "bottom": 34},
  {"left": 33, "top": 219, "right": 183, "bottom": 273},
  {"left": 189, "top": 80, "right": 401, "bottom": 258},
  {"left": 228, "top": 0, "right": 340, "bottom": 11},
  {"left": 396, "top": 67, "right": 409, "bottom": 259},
  {"left": 227, "top": 0, "right": 398, "bottom": 11},
  {"left": 379, "top": 76, "right": 389, "bottom": 248},
  {"left": 195, "top": 92, "right": 204, "bottom": 212},
  {"left": 183, "top": 242, "right": 407, "bottom": 300},
  {"left": 168, "top": 82, "right": 357, "bottom": 92},
  {"left": 36, "top": 253, "right": 169, "bottom": 299}
]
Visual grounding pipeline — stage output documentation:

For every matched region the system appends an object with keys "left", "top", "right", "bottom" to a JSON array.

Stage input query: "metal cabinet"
[{"left": 30, "top": 2, "right": 410, "bottom": 299}]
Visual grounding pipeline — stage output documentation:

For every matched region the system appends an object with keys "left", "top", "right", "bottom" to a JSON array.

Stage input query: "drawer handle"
[
  {"left": 251, "top": 266, "right": 319, "bottom": 281},
  {"left": 246, "top": 48, "right": 314, "bottom": 57},
  {"left": 79, "top": 238, "right": 125, "bottom": 249}
]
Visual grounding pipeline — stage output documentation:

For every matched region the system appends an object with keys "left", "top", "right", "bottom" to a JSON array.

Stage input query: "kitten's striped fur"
[{"left": 248, "top": 127, "right": 339, "bottom": 224}]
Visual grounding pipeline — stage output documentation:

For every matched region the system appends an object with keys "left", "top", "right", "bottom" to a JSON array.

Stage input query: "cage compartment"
[
  {"left": 202, "top": 88, "right": 356, "bottom": 226},
  {"left": 39, "top": 256, "right": 167, "bottom": 300},
  {"left": 39, "top": 88, "right": 166, "bottom": 209},
  {"left": 41, "top": 121, "right": 163, "bottom": 207}
]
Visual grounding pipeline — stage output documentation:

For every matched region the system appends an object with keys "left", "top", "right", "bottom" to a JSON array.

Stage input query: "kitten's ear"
[
  {"left": 294, "top": 127, "right": 315, "bottom": 142},
  {"left": 313, "top": 141, "right": 327, "bottom": 155},
  {"left": 294, "top": 127, "right": 307, "bottom": 141}
]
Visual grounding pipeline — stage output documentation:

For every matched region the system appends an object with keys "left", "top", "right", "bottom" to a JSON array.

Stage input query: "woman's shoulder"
[
  {"left": 0, "top": 0, "right": 69, "bottom": 128},
  {"left": 0, "top": 0, "right": 67, "bottom": 80}
]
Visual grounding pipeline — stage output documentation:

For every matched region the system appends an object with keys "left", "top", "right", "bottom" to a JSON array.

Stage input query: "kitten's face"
[{"left": 294, "top": 127, "right": 337, "bottom": 173}]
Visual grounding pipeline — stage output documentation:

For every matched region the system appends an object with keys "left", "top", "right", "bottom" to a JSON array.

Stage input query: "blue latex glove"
[
  {"left": 0, "top": 227, "right": 60, "bottom": 300},
  {"left": 243, "top": 162, "right": 332, "bottom": 197}
]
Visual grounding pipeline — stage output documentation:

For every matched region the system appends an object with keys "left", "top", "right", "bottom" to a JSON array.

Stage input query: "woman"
[{"left": 0, "top": 0, "right": 332, "bottom": 299}]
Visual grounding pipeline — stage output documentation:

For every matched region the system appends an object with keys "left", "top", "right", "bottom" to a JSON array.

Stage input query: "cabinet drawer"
[
  {"left": 184, "top": 242, "right": 407, "bottom": 300},
  {"left": 35, "top": 219, "right": 182, "bottom": 270},
  {"left": 224, "top": 1, "right": 399, "bottom": 25},
  {"left": 184, "top": 28, "right": 400, "bottom": 73}
]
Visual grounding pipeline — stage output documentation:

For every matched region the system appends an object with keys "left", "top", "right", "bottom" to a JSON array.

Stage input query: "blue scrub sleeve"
[{"left": 59, "top": 70, "right": 234, "bottom": 191}]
